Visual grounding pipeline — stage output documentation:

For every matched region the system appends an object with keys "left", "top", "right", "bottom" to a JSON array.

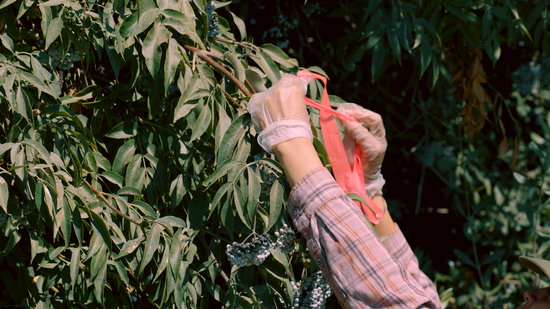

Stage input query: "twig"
[
  {"left": 245, "top": 79, "right": 257, "bottom": 94},
  {"left": 217, "top": 84, "right": 244, "bottom": 109},
  {"left": 199, "top": 234, "right": 230, "bottom": 283},
  {"left": 181, "top": 44, "right": 251, "bottom": 97},
  {"left": 84, "top": 179, "right": 143, "bottom": 225}
]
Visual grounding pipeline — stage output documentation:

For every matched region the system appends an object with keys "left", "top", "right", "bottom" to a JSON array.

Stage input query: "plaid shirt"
[{"left": 287, "top": 168, "right": 441, "bottom": 309}]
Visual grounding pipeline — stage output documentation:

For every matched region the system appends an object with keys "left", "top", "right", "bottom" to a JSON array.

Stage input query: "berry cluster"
[
  {"left": 47, "top": 45, "right": 81, "bottom": 70},
  {"left": 206, "top": 1, "right": 219, "bottom": 37},
  {"left": 274, "top": 224, "right": 297, "bottom": 254},
  {"left": 226, "top": 234, "right": 272, "bottom": 267},
  {"left": 291, "top": 270, "right": 333, "bottom": 309}
]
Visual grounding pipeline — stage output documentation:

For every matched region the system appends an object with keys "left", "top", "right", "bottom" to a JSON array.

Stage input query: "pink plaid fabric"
[{"left": 287, "top": 167, "right": 441, "bottom": 309}]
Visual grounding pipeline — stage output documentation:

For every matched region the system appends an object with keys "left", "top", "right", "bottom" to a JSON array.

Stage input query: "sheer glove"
[
  {"left": 248, "top": 74, "right": 311, "bottom": 153},
  {"left": 336, "top": 103, "right": 387, "bottom": 198}
]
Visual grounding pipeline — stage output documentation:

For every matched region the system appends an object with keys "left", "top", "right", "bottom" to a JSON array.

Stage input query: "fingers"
[
  {"left": 337, "top": 103, "right": 386, "bottom": 139},
  {"left": 343, "top": 121, "right": 386, "bottom": 159}
]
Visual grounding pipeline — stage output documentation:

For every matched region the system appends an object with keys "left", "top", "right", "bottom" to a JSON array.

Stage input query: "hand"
[
  {"left": 336, "top": 103, "right": 387, "bottom": 198},
  {"left": 248, "top": 74, "right": 311, "bottom": 153}
]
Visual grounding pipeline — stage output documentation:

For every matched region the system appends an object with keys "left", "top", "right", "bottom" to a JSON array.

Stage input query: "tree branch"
[
  {"left": 84, "top": 179, "right": 144, "bottom": 225},
  {"left": 182, "top": 44, "right": 251, "bottom": 97},
  {"left": 217, "top": 84, "right": 244, "bottom": 109}
]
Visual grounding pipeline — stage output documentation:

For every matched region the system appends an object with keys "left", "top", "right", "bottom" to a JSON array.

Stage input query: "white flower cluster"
[
  {"left": 291, "top": 270, "right": 333, "bottom": 309},
  {"left": 274, "top": 224, "right": 297, "bottom": 254},
  {"left": 47, "top": 45, "right": 81, "bottom": 70},
  {"left": 226, "top": 233, "right": 273, "bottom": 267},
  {"left": 206, "top": 1, "right": 219, "bottom": 37}
]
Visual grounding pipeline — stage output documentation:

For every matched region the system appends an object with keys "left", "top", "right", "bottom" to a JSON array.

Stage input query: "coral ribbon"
[{"left": 297, "top": 70, "right": 383, "bottom": 224}]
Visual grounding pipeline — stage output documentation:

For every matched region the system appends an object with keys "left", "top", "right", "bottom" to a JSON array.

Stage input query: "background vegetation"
[{"left": 1, "top": 0, "right": 550, "bottom": 308}]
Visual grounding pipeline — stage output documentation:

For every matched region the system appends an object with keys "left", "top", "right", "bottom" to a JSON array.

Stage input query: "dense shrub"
[{"left": 1, "top": 0, "right": 550, "bottom": 308}]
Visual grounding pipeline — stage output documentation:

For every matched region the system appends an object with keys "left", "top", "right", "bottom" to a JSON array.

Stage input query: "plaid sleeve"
[
  {"left": 383, "top": 224, "right": 442, "bottom": 308},
  {"left": 287, "top": 168, "right": 438, "bottom": 309}
]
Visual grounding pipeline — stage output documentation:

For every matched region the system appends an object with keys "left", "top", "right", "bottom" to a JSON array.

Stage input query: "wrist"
[{"left": 272, "top": 137, "right": 323, "bottom": 188}]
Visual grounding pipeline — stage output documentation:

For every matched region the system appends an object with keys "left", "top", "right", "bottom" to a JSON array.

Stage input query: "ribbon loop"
[{"left": 297, "top": 70, "right": 383, "bottom": 224}]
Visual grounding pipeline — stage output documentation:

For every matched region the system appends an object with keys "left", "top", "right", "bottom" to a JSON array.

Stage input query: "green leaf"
[
  {"left": 268, "top": 180, "right": 283, "bottom": 231},
  {"left": 212, "top": 182, "right": 232, "bottom": 212},
  {"left": 481, "top": 249, "right": 505, "bottom": 266},
  {"left": 386, "top": 28, "right": 401, "bottom": 65},
  {"left": 131, "top": 200, "right": 158, "bottom": 219},
  {"left": 251, "top": 50, "right": 281, "bottom": 84},
  {"left": 217, "top": 114, "right": 249, "bottom": 164},
  {"left": 453, "top": 249, "right": 476, "bottom": 267},
  {"left": 245, "top": 69, "right": 267, "bottom": 92},
  {"left": 91, "top": 245, "right": 108, "bottom": 280},
  {"left": 164, "top": 38, "right": 182, "bottom": 94},
  {"left": 113, "top": 259, "right": 130, "bottom": 287},
  {"left": 0, "top": 177, "right": 8, "bottom": 213},
  {"left": 113, "top": 139, "right": 136, "bottom": 175},
  {"left": 224, "top": 51, "right": 245, "bottom": 85},
  {"left": 125, "top": 154, "right": 142, "bottom": 187},
  {"left": 117, "top": 186, "right": 142, "bottom": 196},
  {"left": 143, "top": 21, "right": 171, "bottom": 79},
  {"left": 62, "top": 200, "right": 71, "bottom": 247},
  {"left": 191, "top": 103, "right": 212, "bottom": 141},
  {"left": 161, "top": 9, "right": 205, "bottom": 49},
  {"left": 156, "top": 216, "right": 186, "bottom": 229},
  {"left": 169, "top": 174, "right": 187, "bottom": 210},
  {"left": 73, "top": 206, "right": 82, "bottom": 247},
  {"left": 203, "top": 159, "right": 245, "bottom": 188},
  {"left": 22, "top": 139, "right": 53, "bottom": 169},
  {"left": 215, "top": 106, "right": 232, "bottom": 158},
  {"left": 220, "top": 198, "right": 233, "bottom": 236},
  {"left": 482, "top": 11, "right": 492, "bottom": 39},
  {"left": 85, "top": 151, "right": 98, "bottom": 174},
  {"left": 94, "top": 258, "right": 108, "bottom": 304},
  {"left": 229, "top": 11, "right": 246, "bottom": 40},
  {"left": 101, "top": 171, "right": 124, "bottom": 188},
  {"left": 371, "top": 38, "right": 385, "bottom": 80},
  {"left": 70, "top": 247, "right": 80, "bottom": 290},
  {"left": 139, "top": 223, "right": 162, "bottom": 275},
  {"left": 261, "top": 44, "right": 298, "bottom": 70},
  {"left": 16, "top": 86, "right": 29, "bottom": 121},
  {"left": 115, "top": 236, "right": 145, "bottom": 260},
  {"left": 173, "top": 76, "right": 200, "bottom": 123},
  {"left": 120, "top": 9, "right": 159, "bottom": 38},
  {"left": 105, "top": 121, "right": 138, "bottom": 139},
  {"left": 89, "top": 211, "right": 112, "bottom": 252},
  {"left": 233, "top": 184, "right": 250, "bottom": 229},
  {"left": 247, "top": 167, "right": 261, "bottom": 222},
  {"left": 420, "top": 37, "right": 432, "bottom": 77},
  {"left": 41, "top": 0, "right": 67, "bottom": 6},
  {"left": 45, "top": 17, "right": 62, "bottom": 50},
  {"left": 0, "top": 34, "right": 13, "bottom": 53},
  {"left": 154, "top": 241, "right": 171, "bottom": 282},
  {"left": 0, "top": 0, "right": 16, "bottom": 10}
]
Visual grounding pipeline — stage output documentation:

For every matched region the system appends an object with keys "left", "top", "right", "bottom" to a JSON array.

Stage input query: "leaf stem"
[
  {"left": 198, "top": 234, "right": 230, "bottom": 283},
  {"left": 84, "top": 179, "right": 143, "bottom": 225},
  {"left": 181, "top": 44, "right": 251, "bottom": 97},
  {"left": 217, "top": 84, "right": 244, "bottom": 109}
]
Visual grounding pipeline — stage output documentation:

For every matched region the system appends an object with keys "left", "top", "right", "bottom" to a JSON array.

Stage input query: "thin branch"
[
  {"left": 217, "top": 84, "right": 244, "bottom": 109},
  {"left": 199, "top": 234, "right": 230, "bottom": 283},
  {"left": 245, "top": 79, "right": 257, "bottom": 94},
  {"left": 84, "top": 179, "right": 144, "bottom": 225},
  {"left": 181, "top": 44, "right": 251, "bottom": 97}
]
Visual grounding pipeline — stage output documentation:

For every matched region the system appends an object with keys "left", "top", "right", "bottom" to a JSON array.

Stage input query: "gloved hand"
[
  {"left": 336, "top": 103, "right": 387, "bottom": 198},
  {"left": 248, "top": 74, "right": 312, "bottom": 153}
]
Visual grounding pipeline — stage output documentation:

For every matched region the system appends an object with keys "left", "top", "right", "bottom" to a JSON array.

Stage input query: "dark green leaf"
[
  {"left": 203, "top": 159, "right": 245, "bottom": 188},
  {"left": 481, "top": 249, "right": 505, "bottom": 266},
  {"left": 247, "top": 167, "right": 261, "bottom": 222},
  {"left": 139, "top": 223, "right": 162, "bottom": 275},
  {"left": 70, "top": 247, "right": 80, "bottom": 290},
  {"left": 224, "top": 51, "right": 245, "bottom": 84},
  {"left": 161, "top": 9, "right": 205, "bottom": 49},
  {"left": 156, "top": 216, "right": 186, "bottom": 229},
  {"left": 191, "top": 102, "right": 212, "bottom": 141},
  {"left": 120, "top": 9, "right": 159, "bottom": 38},
  {"left": 113, "top": 139, "right": 136, "bottom": 175},
  {"left": 101, "top": 171, "right": 124, "bottom": 188},
  {"left": 229, "top": 11, "right": 246, "bottom": 40},
  {"left": 0, "top": 177, "right": 8, "bottom": 213},
  {"left": 89, "top": 211, "right": 112, "bottom": 252},
  {"left": 420, "top": 37, "right": 432, "bottom": 76},
  {"left": 371, "top": 38, "right": 385, "bottom": 80},
  {"left": 268, "top": 180, "right": 283, "bottom": 231},
  {"left": 386, "top": 28, "right": 401, "bottom": 65},
  {"left": 233, "top": 184, "right": 250, "bottom": 229},
  {"left": 117, "top": 186, "right": 142, "bottom": 196},
  {"left": 143, "top": 21, "right": 171, "bottom": 79},
  {"left": 164, "top": 38, "right": 183, "bottom": 94},
  {"left": 115, "top": 236, "right": 145, "bottom": 260},
  {"left": 217, "top": 114, "right": 249, "bottom": 164},
  {"left": 454, "top": 249, "right": 476, "bottom": 267},
  {"left": 45, "top": 17, "right": 62, "bottom": 50}
]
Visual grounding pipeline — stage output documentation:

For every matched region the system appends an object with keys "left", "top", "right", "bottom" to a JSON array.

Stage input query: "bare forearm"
[
  {"left": 272, "top": 137, "right": 324, "bottom": 188},
  {"left": 373, "top": 195, "right": 395, "bottom": 237}
]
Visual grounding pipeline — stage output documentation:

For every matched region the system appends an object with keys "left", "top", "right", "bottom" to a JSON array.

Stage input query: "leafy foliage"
[{"left": 2, "top": 0, "right": 550, "bottom": 308}]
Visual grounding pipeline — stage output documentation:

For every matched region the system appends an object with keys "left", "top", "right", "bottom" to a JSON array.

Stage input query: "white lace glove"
[
  {"left": 248, "top": 74, "right": 312, "bottom": 153},
  {"left": 336, "top": 103, "right": 387, "bottom": 198}
]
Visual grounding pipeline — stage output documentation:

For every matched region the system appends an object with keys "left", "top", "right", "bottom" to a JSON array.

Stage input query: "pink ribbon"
[{"left": 297, "top": 70, "right": 383, "bottom": 224}]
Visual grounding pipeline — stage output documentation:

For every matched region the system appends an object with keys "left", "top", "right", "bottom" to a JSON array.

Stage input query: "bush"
[{"left": 1, "top": 0, "right": 550, "bottom": 308}]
